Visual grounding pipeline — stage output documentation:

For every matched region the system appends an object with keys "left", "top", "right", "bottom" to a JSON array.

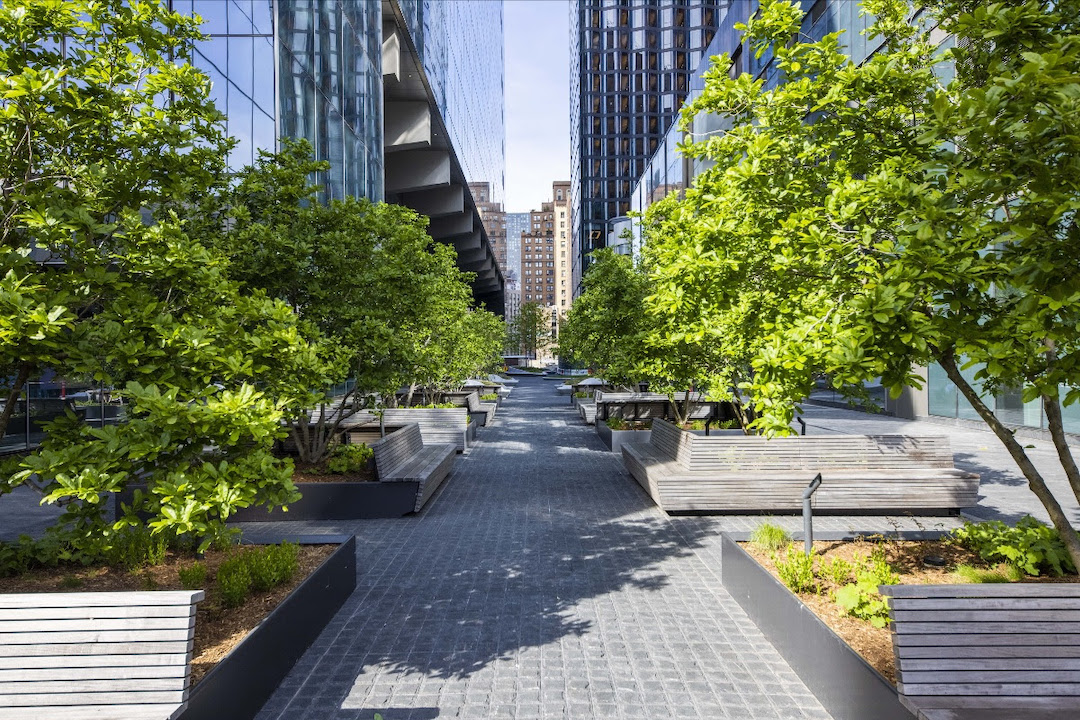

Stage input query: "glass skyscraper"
[
  {"left": 569, "top": 0, "right": 722, "bottom": 293},
  {"left": 175, "top": 0, "right": 506, "bottom": 309}
]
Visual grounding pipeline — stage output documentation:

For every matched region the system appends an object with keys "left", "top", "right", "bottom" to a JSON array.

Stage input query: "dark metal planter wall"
[
  {"left": 720, "top": 535, "right": 913, "bottom": 720},
  {"left": 179, "top": 536, "right": 357, "bottom": 720},
  {"left": 229, "top": 481, "right": 420, "bottom": 521}
]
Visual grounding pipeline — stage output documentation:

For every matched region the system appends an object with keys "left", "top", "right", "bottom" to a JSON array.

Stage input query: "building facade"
[
  {"left": 469, "top": 182, "right": 508, "bottom": 277},
  {"left": 179, "top": 0, "right": 506, "bottom": 311},
  {"left": 569, "top": 0, "right": 723, "bottom": 295},
  {"left": 520, "top": 182, "right": 572, "bottom": 342}
]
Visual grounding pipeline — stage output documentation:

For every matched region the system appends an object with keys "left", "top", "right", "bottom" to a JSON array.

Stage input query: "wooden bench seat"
[
  {"left": 370, "top": 423, "right": 456, "bottom": 512},
  {"left": 880, "top": 583, "right": 1080, "bottom": 720},
  {"left": 622, "top": 419, "right": 979, "bottom": 513},
  {"left": 577, "top": 400, "right": 597, "bottom": 425},
  {"left": 464, "top": 391, "right": 497, "bottom": 427},
  {"left": 380, "top": 407, "right": 475, "bottom": 453},
  {"left": 0, "top": 591, "right": 204, "bottom": 720}
]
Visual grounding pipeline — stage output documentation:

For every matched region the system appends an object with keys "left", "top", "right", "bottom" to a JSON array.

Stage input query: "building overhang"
[{"left": 381, "top": 0, "right": 505, "bottom": 315}]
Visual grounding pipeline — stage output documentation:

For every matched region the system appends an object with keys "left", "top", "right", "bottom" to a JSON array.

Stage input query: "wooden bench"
[
  {"left": 577, "top": 400, "right": 597, "bottom": 425},
  {"left": 0, "top": 590, "right": 204, "bottom": 720},
  {"left": 879, "top": 583, "right": 1080, "bottom": 720},
  {"left": 380, "top": 407, "right": 475, "bottom": 453},
  {"left": 370, "top": 423, "right": 456, "bottom": 512},
  {"left": 594, "top": 392, "right": 726, "bottom": 422},
  {"left": 622, "top": 419, "right": 979, "bottom": 513},
  {"left": 464, "top": 391, "right": 497, "bottom": 427}
]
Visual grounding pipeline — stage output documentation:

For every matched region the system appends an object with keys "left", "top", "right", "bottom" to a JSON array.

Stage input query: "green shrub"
[
  {"left": 216, "top": 543, "right": 299, "bottom": 607},
  {"left": 951, "top": 516, "right": 1076, "bottom": 577},
  {"left": 480, "top": 393, "right": 499, "bottom": 401},
  {"left": 821, "top": 556, "right": 854, "bottom": 585},
  {"left": 249, "top": 543, "right": 299, "bottom": 592},
  {"left": 216, "top": 553, "right": 253, "bottom": 608},
  {"left": 750, "top": 523, "right": 791, "bottom": 553},
  {"left": 573, "top": 391, "right": 588, "bottom": 398},
  {"left": 954, "top": 563, "right": 1023, "bottom": 584},
  {"left": 325, "top": 443, "right": 373, "bottom": 474},
  {"left": 775, "top": 545, "right": 818, "bottom": 594},
  {"left": 107, "top": 525, "right": 167, "bottom": 572},
  {"left": 833, "top": 547, "right": 900, "bottom": 628},
  {"left": 178, "top": 562, "right": 208, "bottom": 590}
]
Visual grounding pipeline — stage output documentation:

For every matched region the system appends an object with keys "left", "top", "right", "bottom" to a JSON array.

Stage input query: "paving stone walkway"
[{"left": 247, "top": 378, "right": 834, "bottom": 720}]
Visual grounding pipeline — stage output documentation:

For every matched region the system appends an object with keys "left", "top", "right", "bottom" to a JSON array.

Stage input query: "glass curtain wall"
[
  {"left": 180, "top": 0, "right": 384, "bottom": 201},
  {"left": 396, "top": 0, "right": 506, "bottom": 204}
]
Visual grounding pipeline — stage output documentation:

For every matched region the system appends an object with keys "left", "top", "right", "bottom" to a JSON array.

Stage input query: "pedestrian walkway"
[{"left": 244, "top": 378, "right": 833, "bottom": 720}]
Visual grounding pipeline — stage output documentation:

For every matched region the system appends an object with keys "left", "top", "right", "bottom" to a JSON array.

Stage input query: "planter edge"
[
  {"left": 720, "top": 534, "right": 913, "bottom": 720},
  {"left": 179, "top": 535, "right": 357, "bottom": 720}
]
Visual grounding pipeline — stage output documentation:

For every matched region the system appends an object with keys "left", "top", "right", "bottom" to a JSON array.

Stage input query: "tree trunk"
[
  {"left": 0, "top": 363, "right": 32, "bottom": 440},
  {"left": 939, "top": 351, "right": 1080, "bottom": 569},
  {"left": 1043, "top": 394, "right": 1080, "bottom": 508}
]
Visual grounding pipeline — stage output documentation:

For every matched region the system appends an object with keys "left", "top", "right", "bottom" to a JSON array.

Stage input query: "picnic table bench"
[
  {"left": 622, "top": 419, "right": 979, "bottom": 513},
  {"left": 880, "top": 583, "right": 1080, "bottom": 720},
  {"left": 0, "top": 590, "right": 204, "bottom": 720},
  {"left": 370, "top": 422, "right": 455, "bottom": 513}
]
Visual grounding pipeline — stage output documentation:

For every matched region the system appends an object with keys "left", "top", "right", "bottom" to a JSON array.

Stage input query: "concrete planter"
[
  {"left": 720, "top": 535, "right": 912, "bottom": 720},
  {"left": 179, "top": 536, "right": 356, "bottom": 720},
  {"left": 596, "top": 420, "right": 651, "bottom": 454}
]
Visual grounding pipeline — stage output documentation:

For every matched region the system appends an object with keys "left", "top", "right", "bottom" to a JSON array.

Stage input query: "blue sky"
[{"left": 504, "top": 0, "right": 570, "bottom": 213}]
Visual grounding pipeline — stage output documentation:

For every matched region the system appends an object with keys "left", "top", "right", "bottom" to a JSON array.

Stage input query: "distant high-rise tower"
[{"left": 569, "top": 0, "right": 722, "bottom": 293}]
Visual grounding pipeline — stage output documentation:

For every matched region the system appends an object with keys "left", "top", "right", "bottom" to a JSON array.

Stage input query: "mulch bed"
[
  {"left": 742, "top": 538, "right": 1077, "bottom": 683},
  {"left": 0, "top": 544, "right": 336, "bottom": 685},
  {"left": 291, "top": 462, "right": 376, "bottom": 484}
]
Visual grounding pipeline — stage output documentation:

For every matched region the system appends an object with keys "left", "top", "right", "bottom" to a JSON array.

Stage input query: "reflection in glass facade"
[
  {"left": 570, "top": 0, "right": 722, "bottom": 292},
  {"left": 178, "top": 0, "right": 384, "bottom": 201},
  {"left": 396, "top": 0, "right": 506, "bottom": 204}
]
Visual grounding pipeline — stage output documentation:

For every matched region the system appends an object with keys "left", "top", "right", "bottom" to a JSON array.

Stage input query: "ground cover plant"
[{"left": 744, "top": 519, "right": 1079, "bottom": 681}]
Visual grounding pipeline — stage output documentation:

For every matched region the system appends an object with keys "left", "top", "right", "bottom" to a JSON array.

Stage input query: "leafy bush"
[
  {"left": 106, "top": 525, "right": 167, "bottom": 571},
  {"left": 178, "top": 562, "right": 208, "bottom": 590},
  {"left": 951, "top": 516, "right": 1076, "bottom": 577},
  {"left": 325, "top": 443, "right": 373, "bottom": 474},
  {"left": 821, "top": 556, "right": 854, "bottom": 585},
  {"left": 833, "top": 546, "right": 899, "bottom": 628},
  {"left": 216, "top": 553, "right": 252, "bottom": 608},
  {"left": 249, "top": 542, "right": 299, "bottom": 592},
  {"left": 216, "top": 543, "right": 299, "bottom": 607},
  {"left": 573, "top": 391, "right": 588, "bottom": 398},
  {"left": 751, "top": 523, "right": 791, "bottom": 553},
  {"left": 774, "top": 545, "right": 817, "bottom": 594},
  {"left": 480, "top": 393, "right": 499, "bottom": 401},
  {"left": 954, "top": 563, "right": 1023, "bottom": 584}
]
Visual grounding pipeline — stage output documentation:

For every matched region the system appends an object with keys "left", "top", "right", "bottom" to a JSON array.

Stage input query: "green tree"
[
  {"left": 645, "top": 0, "right": 1080, "bottom": 563},
  {"left": 558, "top": 249, "right": 646, "bottom": 384},
  {"left": 1, "top": 0, "right": 312, "bottom": 551},
  {"left": 509, "top": 302, "right": 553, "bottom": 362}
]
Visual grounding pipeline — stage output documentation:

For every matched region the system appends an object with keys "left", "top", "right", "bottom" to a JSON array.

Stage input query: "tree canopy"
[{"left": 641, "top": 0, "right": 1080, "bottom": 563}]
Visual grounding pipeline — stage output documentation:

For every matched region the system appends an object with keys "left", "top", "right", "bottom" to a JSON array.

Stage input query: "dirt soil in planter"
[
  {"left": 0, "top": 544, "right": 335, "bottom": 685},
  {"left": 742, "top": 538, "right": 1077, "bottom": 683},
  {"left": 292, "top": 461, "right": 376, "bottom": 483}
]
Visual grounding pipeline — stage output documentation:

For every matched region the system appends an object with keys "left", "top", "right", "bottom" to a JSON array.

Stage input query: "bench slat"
[
  {"left": 0, "top": 653, "right": 190, "bottom": 670},
  {"left": 0, "top": 592, "right": 203, "bottom": 609},
  {"left": 0, "top": 691, "right": 187, "bottom": 707},
  {"left": 0, "top": 665, "right": 187, "bottom": 682},
  {"left": 902, "top": 658, "right": 1080, "bottom": 671},
  {"left": 895, "top": 632, "right": 1080, "bottom": 647},
  {"left": 0, "top": 705, "right": 186, "bottom": 720},
  {"left": 0, "top": 616, "right": 195, "bottom": 633},
  {"left": 882, "top": 584, "right": 1080, "bottom": 598},
  {"left": 0, "top": 678, "right": 188, "bottom": 694},
  {"left": 0, "top": 640, "right": 192, "bottom": 658},
  {"left": 901, "top": 671, "right": 1080, "bottom": 684},
  {"left": 0, "top": 605, "right": 196, "bottom": 621},
  {"left": 890, "top": 597, "right": 1080, "bottom": 611},
  {"left": 0, "top": 628, "right": 195, "bottom": 645},
  {"left": 897, "top": 682, "right": 1080, "bottom": 697},
  {"left": 891, "top": 610, "right": 1080, "bottom": 623}
]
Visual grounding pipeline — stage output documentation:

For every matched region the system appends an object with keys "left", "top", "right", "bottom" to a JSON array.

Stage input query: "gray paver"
[{"left": 246, "top": 378, "right": 836, "bottom": 720}]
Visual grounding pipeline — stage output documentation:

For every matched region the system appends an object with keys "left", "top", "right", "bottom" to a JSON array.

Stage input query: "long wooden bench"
[
  {"left": 594, "top": 392, "right": 726, "bottom": 422},
  {"left": 380, "top": 407, "right": 475, "bottom": 453},
  {"left": 622, "top": 419, "right": 979, "bottom": 513},
  {"left": 879, "top": 583, "right": 1080, "bottom": 719},
  {"left": 370, "top": 423, "right": 456, "bottom": 512},
  {"left": 0, "top": 590, "right": 204, "bottom": 720},
  {"left": 464, "top": 391, "right": 497, "bottom": 427}
]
